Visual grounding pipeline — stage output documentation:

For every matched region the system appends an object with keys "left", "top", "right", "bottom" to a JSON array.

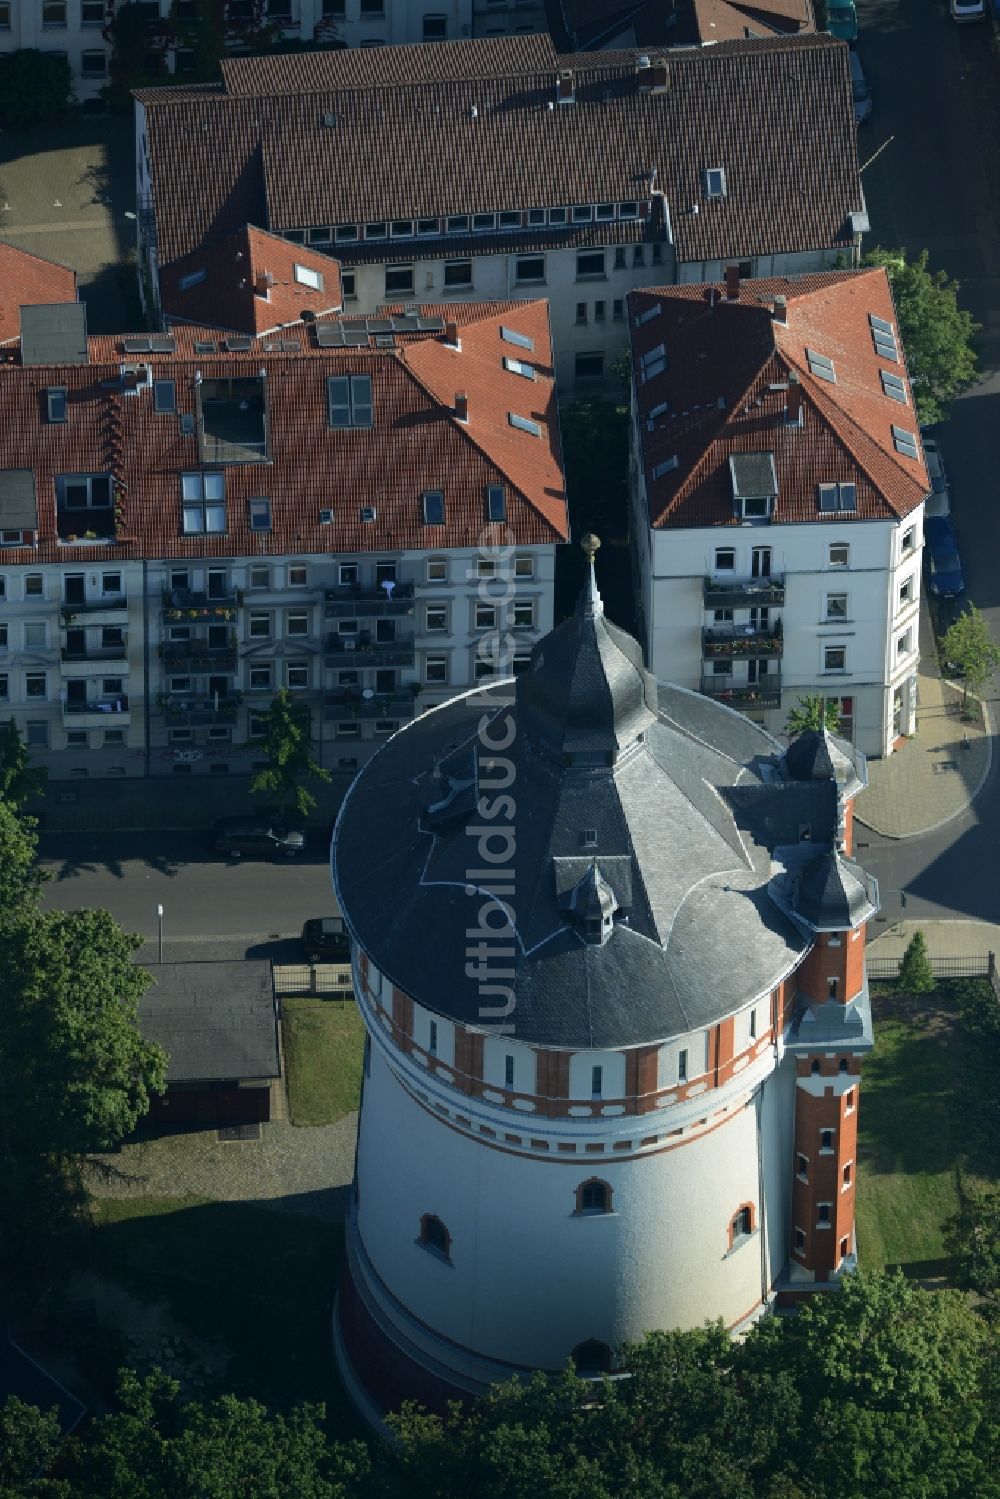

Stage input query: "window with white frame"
[
  {"left": 899, "top": 575, "right": 914, "bottom": 606},
  {"left": 514, "top": 255, "right": 545, "bottom": 284},
  {"left": 24, "top": 574, "right": 43, "bottom": 597},
  {"left": 425, "top": 603, "right": 448, "bottom": 632},
  {"left": 248, "top": 664, "right": 272, "bottom": 690},
  {"left": 824, "top": 645, "right": 847, "bottom": 671},
  {"left": 248, "top": 611, "right": 271, "bottom": 639},
  {"left": 286, "top": 609, "right": 309, "bottom": 637},
  {"left": 181, "top": 472, "right": 225, "bottom": 533},
  {"left": 512, "top": 599, "right": 533, "bottom": 628},
  {"left": 475, "top": 602, "right": 497, "bottom": 630},
  {"left": 23, "top": 622, "right": 45, "bottom": 648},
  {"left": 424, "top": 654, "right": 448, "bottom": 684},
  {"left": 426, "top": 557, "right": 447, "bottom": 583},
  {"left": 514, "top": 556, "right": 534, "bottom": 579},
  {"left": 294, "top": 263, "right": 323, "bottom": 290},
  {"left": 828, "top": 543, "right": 849, "bottom": 568},
  {"left": 715, "top": 547, "right": 736, "bottom": 572},
  {"left": 826, "top": 593, "right": 848, "bottom": 620},
  {"left": 286, "top": 660, "right": 309, "bottom": 689},
  {"left": 288, "top": 564, "right": 307, "bottom": 587},
  {"left": 249, "top": 564, "right": 269, "bottom": 589}
]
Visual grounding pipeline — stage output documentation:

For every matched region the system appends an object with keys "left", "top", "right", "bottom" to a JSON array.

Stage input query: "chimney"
[
  {"left": 444, "top": 319, "right": 460, "bottom": 349},
  {"left": 649, "top": 61, "right": 668, "bottom": 92},
  {"left": 557, "top": 68, "right": 575, "bottom": 104},
  {"left": 772, "top": 294, "right": 787, "bottom": 324},
  {"left": 455, "top": 391, "right": 469, "bottom": 422},
  {"left": 254, "top": 270, "right": 273, "bottom": 298},
  {"left": 724, "top": 264, "right": 740, "bottom": 302},
  {"left": 787, "top": 373, "right": 802, "bottom": 426}
]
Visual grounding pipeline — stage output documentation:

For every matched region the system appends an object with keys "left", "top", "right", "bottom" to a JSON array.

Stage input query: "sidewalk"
[
  {"left": 27, "top": 772, "right": 351, "bottom": 834},
  {"left": 854, "top": 605, "right": 993, "bottom": 839},
  {"left": 868, "top": 918, "right": 1000, "bottom": 962}
]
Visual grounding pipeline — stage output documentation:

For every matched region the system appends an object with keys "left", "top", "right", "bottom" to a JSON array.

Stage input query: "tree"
[
  {"left": 250, "top": 688, "right": 331, "bottom": 818},
  {"left": 0, "top": 720, "right": 47, "bottom": 811},
  {"left": 941, "top": 605, "right": 1000, "bottom": 716},
  {"left": 897, "top": 928, "right": 935, "bottom": 994},
  {"left": 864, "top": 248, "right": 980, "bottom": 425},
  {"left": 0, "top": 50, "right": 72, "bottom": 128},
  {"left": 0, "top": 1397, "right": 68, "bottom": 1498},
  {"left": 0, "top": 799, "right": 47, "bottom": 935},
  {"left": 785, "top": 696, "right": 840, "bottom": 737},
  {"left": 945, "top": 1184, "right": 1000, "bottom": 1301}
]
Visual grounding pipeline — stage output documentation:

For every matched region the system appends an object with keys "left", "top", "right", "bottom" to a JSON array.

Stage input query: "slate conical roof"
[
  {"left": 783, "top": 726, "right": 865, "bottom": 797},
  {"left": 792, "top": 848, "right": 878, "bottom": 931}
]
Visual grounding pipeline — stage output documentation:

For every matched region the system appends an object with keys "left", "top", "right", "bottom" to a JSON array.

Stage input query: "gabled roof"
[
  {"left": 550, "top": 0, "right": 813, "bottom": 50},
  {"left": 138, "top": 34, "right": 862, "bottom": 271},
  {"left": 160, "top": 225, "right": 342, "bottom": 335},
  {"left": 0, "top": 243, "right": 77, "bottom": 345},
  {"left": 0, "top": 299, "right": 567, "bottom": 564},
  {"left": 629, "top": 269, "right": 930, "bottom": 529}
]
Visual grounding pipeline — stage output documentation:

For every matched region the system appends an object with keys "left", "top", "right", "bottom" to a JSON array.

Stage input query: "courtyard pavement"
[{"left": 868, "top": 918, "right": 1000, "bottom": 963}]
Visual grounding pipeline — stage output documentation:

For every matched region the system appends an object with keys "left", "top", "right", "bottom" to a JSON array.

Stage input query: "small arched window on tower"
[
  {"left": 810, "top": 1059, "right": 821, "bottom": 1075},
  {"left": 575, "top": 1178, "right": 613, "bottom": 1215},
  {"left": 418, "top": 1213, "right": 452, "bottom": 1261},
  {"left": 572, "top": 1339, "right": 612, "bottom": 1375},
  {"left": 728, "top": 1202, "right": 756, "bottom": 1251},
  {"left": 838, "top": 1058, "right": 850, "bottom": 1074}
]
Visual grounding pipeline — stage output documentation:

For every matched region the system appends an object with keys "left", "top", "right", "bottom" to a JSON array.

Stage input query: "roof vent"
[
  {"left": 560, "top": 862, "right": 619, "bottom": 948},
  {"left": 361, "top": 505, "right": 376, "bottom": 523},
  {"left": 772, "top": 294, "right": 787, "bottom": 323},
  {"left": 322, "top": 112, "right": 336, "bottom": 127},
  {"left": 637, "top": 53, "right": 651, "bottom": 67},
  {"left": 319, "top": 508, "right": 333, "bottom": 525},
  {"left": 454, "top": 391, "right": 469, "bottom": 422},
  {"left": 557, "top": 68, "right": 575, "bottom": 104},
  {"left": 469, "top": 103, "right": 478, "bottom": 118}
]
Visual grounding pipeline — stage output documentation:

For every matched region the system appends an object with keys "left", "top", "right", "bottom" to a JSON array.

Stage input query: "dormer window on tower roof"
[{"left": 729, "top": 452, "right": 777, "bottom": 520}]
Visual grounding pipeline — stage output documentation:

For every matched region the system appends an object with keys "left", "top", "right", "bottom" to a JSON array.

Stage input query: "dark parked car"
[
  {"left": 923, "top": 515, "right": 966, "bottom": 598},
  {"left": 301, "top": 917, "right": 351, "bottom": 963},
  {"left": 212, "top": 817, "right": 306, "bottom": 859}
]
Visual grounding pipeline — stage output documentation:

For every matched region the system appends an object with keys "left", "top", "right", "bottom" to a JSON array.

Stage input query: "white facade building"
[{"left": 628, "top": 271, "right": 929, "bottom": 758}]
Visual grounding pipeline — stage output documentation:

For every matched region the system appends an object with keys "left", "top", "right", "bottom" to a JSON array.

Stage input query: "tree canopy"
[
  {"left": 864, "top": 248, "right": 980, "bottom": 425},
  {"left": 0, "top": 720, "right": 47, "bottom": 811},
  {"left": 785, "top": 695, "right": 841, "bottom": 737},
  {"left": 941, "top": 605, "right": 1000, "bottom": 712},
  {"left": 0, "top": 50, "right": 72, "bottom": 128},
  {"left": 250, "top": 687, "right": 331, "bottom": 818},
  {"left": 897, "top": 928, "right": 935, "bottom": 994}
]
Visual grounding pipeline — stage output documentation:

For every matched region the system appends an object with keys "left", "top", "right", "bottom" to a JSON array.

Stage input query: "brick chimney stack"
[
  {"left": 455, "top": 391, "right": 469, "bottom": 422},
  {"left": 444, "top": 319, "right": 460, "bottom": 348},
  {"left": 724, "top": 264, "right": 740, "bottom": 301}
]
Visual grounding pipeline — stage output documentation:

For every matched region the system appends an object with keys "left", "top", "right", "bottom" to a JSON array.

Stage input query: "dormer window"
[
  {"left": 46, "top": 387, "right": 67, "bottom": 423},
  {"left": 486, "top": 485, "right": 506, "bottom": 522},
  {"left": 818, "top": 482, "right": 857, "bottom": 514},
  {"left": 421, "top": 490, "right": 445, "bottom": 525},
  {"left": 704, "top": 167, "right": 726, "bottom": 199},
  {"left": 729, "top": 452, "right": 777, "bottom": 521}
]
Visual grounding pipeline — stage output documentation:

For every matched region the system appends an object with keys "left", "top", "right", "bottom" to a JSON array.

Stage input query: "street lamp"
[{"left": 156, "top": 904, "right": 164, "bottom": 964}]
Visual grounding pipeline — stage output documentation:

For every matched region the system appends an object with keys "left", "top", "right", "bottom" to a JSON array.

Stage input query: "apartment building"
[
  {"left": 0, "top": 297, "right": 566, "bottom": 779},
  {"left": 627, "top": 268, "right": 929, "bottom": 758},
  {"left": 135, "top": 33, "right": 867, "bottom": 387}
]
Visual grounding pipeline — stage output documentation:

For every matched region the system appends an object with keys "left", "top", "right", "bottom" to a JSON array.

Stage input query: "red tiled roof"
[
  {"left": 0, "top": 244, "right": 77, "bottom": 345},
  {"left": 629, "top": 270, "right": 930, "bottom": 529},
  {"left": 139, "top": 36, "right": 861, "bottom": 271},
  {"left": 0, "top": 300, "right": 567, "bottom": 565},
  {"left": 160, "top": 225, "right": 342, "bottom": 335}
]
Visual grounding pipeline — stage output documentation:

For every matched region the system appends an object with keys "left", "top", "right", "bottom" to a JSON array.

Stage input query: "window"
[
  {"left": 293, "top": 263, "right": 323, "bottom": 291},
  {"left": 335, "top": 224, "right": 357, "bottom": 243},
  {"left": 384, "top": 265, "right": 414, "bottom": 297},
  {"left": 42, "top": 0, "right": 66, "bottom": 24},
  {"left": 25, "top": 672, "right": 46, "bottom": 698},
  {"left": 328, "top": 376, "right": 373, "bottom": 428},
  {"left": 104, "top": 727, "right": 125, "bottom": 746},
  {"left": 418, "top": 1213, "right": 450, "bottom": 1258},
  {"left": 66, "top": 728, "right": 86, "bottom": 746},
  {"left": 81, "top": 49, "right": 107, "bottom": 76},
  {"left": 731, "top": 1205, "right": 753, "bottom": 1243},
  {"left": 286, "top": 661, "right": 309, "bottom": 689},
  {"left": 591, "top": 1064, "right": 603, "bottom": 1098},
  {"left": 843, "top": 1162, "right": 853, "bottom": 1188},
  {"left": 829, "top": 543, "right": 849, "bottom": 568},
  {"left": 23, "top": 622, "right": 45, "bottom": 648},
  {"left": 715, "top": 548, "right": 735, "bottom": 572},
  {"left": 339, "top": 564, "right": 358, "bottom": 585},
  {"left": 794, "top": 1228, "right": 806, "bottom": 1254},
  {"left": 548, "top": 207, "right": 567, "bottom": 225},
  {"left": 678, "top": 1048, "right": 687, "bottom": 1083},
  {"left": 0, "top": 1, "right": 10, "bottom": 24},
  {"left": 902, "top": 526, "right": 916, "bottom": 554},
  {"left": 817, "top": 1203, "right": 832, "bottom": 1226},
  {"left": 826, "top": 594, "right": 848, "bottom": 620},
  {"left": 613, "top": 299, "right": 624, "bottom": 321},
  {"left": 633, "top": 246, "right": 645, "bottom": 267},
  {"left": 509, "top": 413, "right": 542, "bottom": 437},
  {"left": 181, "top": 472, "right": 225, "bottom": 533},
  {"left": 807, "top": 349, "right": 836, "bottom": 384},
  {"left": 575, "top": 302, "right": 587, "bottom": 325},
  {"left": 797, "top": 1153, "right": 808, "bottom": 1180},
  {"left": 445, "top": 215, "right": 470, "bottom": 234},
  {"left": 286, "top": 609, "right": 309, "bottom": 637},
  {"left": 576, "top": 250, "right": 605, "bottom": 279},
  {"left": 486, "top": 485, "right": 507, "bottom": 523},
  {"left": 824, "top": 646, "right": 846, "bottom": 671},
  {"left": 820, "top": 1129, "right": 835, "bottom": 1152},
  {"left": 249, "top": 711, "right": 268, "bottom": 737},
  {"left": 512, "top": 599, "right": 533, "bottom": 628},
  {"left": 391, "top": 220, "right": 413, "bottom": 238},
  {"left": 421, "top": 490, "right": 445, "bottom": 526},
  {"left": 26, "top": 722, "right": 48, "bottom": 747},
  {"left": 892, "top": 425, "right": 919, "bottom": 459},
  {"left": 594, "top": 301, "right": 605, "bottom": 323},
  {"left": 249, "top": 565, "right": 269, "bottom": 590},
  {"left": 248, "top": 611, "right": 271, "bottom": 639},
  {"left": 476, "top": 602, "right": 497, "bottom": 630},
  {"left": 443, "top": 259, "right": 472, "bottom": 289},
  {"left": 178, "top": 268, "right": 206, "bottom": 291},
  {"left": 749, "top": 1008, "right": 757, "bottom": 1040},
  {"left": 845, "top": 1088, "right": 855, "bottom": 1113},
  {"left": 249, "top": 664, "right": 272, "bottom": 690},
  {"left": 417, "top": 216, "right": 439, "bottom": 235},
  {"left": 24, "top": 574, "right": 43, "bottom": 598},
  {"left": 46, "top": 387, "right": 67, "bottom": 423},
  {"left": 817, "top": 482, "right": 857, "bottom": 513},
  {"left": 247, "top": 496, "right": 271, "bottom": 533},
  {"left": 341, "top": 270, "right": 356, "bottom": 300},
  {"left": 0, "top": 675, "right": 7, "bottom": 700},
  {"left": 897, "top": 629, "right": 912, "bottom": 656},
  {"left": 575, "top": 1179, "right": 611, "bottom": 1214},
  {"left": 58, "top": 474, "right": 112, "bottom": 514},
  {"left": 425, "top": 603, "right": 448, "bottom": 632},
  {"left": 359, "top": 0, "right": 384, "bottom": 11},
  {"left": 514, "top": 556, "right": 534, "bottom": 579},
  {"left": 424, "top": 654, "right": 448, "bottom": 684},
  {"left": 880, "top": 369, "right": 907, "bottom": 404},
  {"left": 288, "top": 564, "right": 307, "bottom": 587},
  {"left": 514, "top": 255, "right": 545, "bottom": 284},
  {"left": 153, "top": 379, "right": 175, "bottom": 414},
  {"left": 375, "top": 561, "right": 396, "bottom": 585},
  {"left": 575, "top": 353, "right": 604, "bottom": 380},
  {"left": 572, "top": 1341, "right": 612, "bottom": 1374},
  {"left": 704, "top": 167, "right": 726, "bottom": 198}
]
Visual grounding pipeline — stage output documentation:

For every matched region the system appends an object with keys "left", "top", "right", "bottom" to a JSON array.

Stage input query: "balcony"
[
  {"left": 324, "top": 632, "right": 415, "bottom": 669},
  {"left": 702, "top": 626, "right": 783, "bottom": 660},
  {"left": 61, "top": 595, "right": 128, "bottom": 620},
  {"left": 324, "top": 690, "right": 416, "bottom": 722},
  {"left": 160, "top": 639, "right": 238, "bottom": 672},
  {"left": 162, "top": 589, "right": 241, "bottom": 622},
  {"left": 63, "top": 695, "right": 131, "bottom": 726},
  {"left": 700, "top": 674, "right": 782, "bottom": 711},
  {"left": 61, "top": 644, "right": 129, "bottom": 665},
  {"left": 158, "top": 694, "right": 241, "bottom": 727},
  {"left": 703, "top": 575, "right": 785, "bottom": 610},
  {"left": 324, "top": 582, "right": 416, "bottom": 619},
  {"left": 197, "top": 376, "right": 268, "bottom": 465}
]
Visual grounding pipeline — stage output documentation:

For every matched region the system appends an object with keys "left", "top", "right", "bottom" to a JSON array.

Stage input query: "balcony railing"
[
  {"left": 323, "top": 633, "right": 415, "bottom": 668},
  {"left": 63, "top": 695, "right": 131, "bottom": 724},
  {"left": 160, "top": 640, "right": 237, "bottom": 671},
  {"left": 700, "top": 674, "right": 781, "bottom": 710},
  {"left": 702, "top": 626, "right": 783, "bottom": 660},
  {"left": 61, "top": 595, "right": 128, "bottom": 617},
  {"left": 324, "top": 690, "right": 415, "bottom": 722},
  {"left": 703, "top": 575, "right": 785, "bottom": 610},
  {"left": 162, "top": 589, "right": 241, "bottom": 622},
  {"left": 158, "top": 695, "right": 241, "bottom": 727},
  {"left": 324, "top": 582, "right": 416, "bottom": 618},
  {"left": 61, "top": 644, "right": 129, "bottom": 663}
]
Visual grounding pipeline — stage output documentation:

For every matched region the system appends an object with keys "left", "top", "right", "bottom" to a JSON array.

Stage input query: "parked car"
[
  {"left": 826, "top": 0, "right": 859, "bottom": 43},
  {"left": 923, "top": 515, "right": 966, "bottom": 597},
  {"left": 212, "top": 817, "right": 306, "bottom": 859},
  {"left": 301, "top": 917, "right": 350, "bottom": 963},
  {"left": 922, "top": 438, "right": 951, "bottom": 518},
  {"left": 950, "top": 0, "right": 985, "bottom": 21},
  {"left": 850, "top": 51, "right": 872, "bottom": 126}
]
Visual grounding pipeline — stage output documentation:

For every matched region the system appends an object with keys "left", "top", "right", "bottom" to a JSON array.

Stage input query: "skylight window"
[
  {"left": 648, "top": 401, "right": 669, "bottom": 421},
  {"left": 500, "top": 326, "right": 534, "bottom": 351},
  {"left": 892, "top": 425, "right": 919, "bottom": 459},
  {"left": 422, "top": 490, "right": 445, "bottom": 525},
  {"left": 294, "top": 263, "right": 323, "bottom": 290},
  {"left": 880, "top": 370, "right": 907, "bottom": 404},
  {"left": 636, "top": 302, "right": 661, "bottom": 327},
  {"left": 503, "top": 356, "right": 535, "bottom": 380},
  {"left": 327, "top": 375, "right": 373, "bottom": 429},
  {"left": 179, "top": 268, "right": 207, "bottom": 291},
  {"left": 487, "top": 485, "right": 507, "bottom": 522},
  {"left": 509, "top": 412, "right": 542, "bottom": 437},
  {"left": 704, "top": 167, "right": 726, "bottom": 199},
  {"left": 806, "top": 348, "right": 836, "bottom": 383},
  {"left": 640, "top": 343, "right": 667, "bottom": 381},
  {"left": 652, "top": 455, "right": 679, "bottom": 479},
  {"left": 869, "top": 314, "right": 899, "bottom": 362},
  {"left": 818, "top": 482, "right": 857, "bottom": 513},
  {"left": 45, "top": 387, "right": 67, "bottom": 423}
]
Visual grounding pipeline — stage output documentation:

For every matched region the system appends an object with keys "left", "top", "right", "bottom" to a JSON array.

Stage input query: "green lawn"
[
  {"left": 89, "top": 1195, "right": 356, "bottom": 1429},
  {"left": 856, "top": 1006, "right": 961, "bottom": 1274},
  {"left": 282, "top": 997, "right": 365, "bottom": 1126}
]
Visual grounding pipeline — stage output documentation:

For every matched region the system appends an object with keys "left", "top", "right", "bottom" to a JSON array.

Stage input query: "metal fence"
[
  {"left": 867, "top": 952, "right": 996, "bottom": 983},
  {"left": 272, "top": 963, "right": 354, "bottom": 999}
]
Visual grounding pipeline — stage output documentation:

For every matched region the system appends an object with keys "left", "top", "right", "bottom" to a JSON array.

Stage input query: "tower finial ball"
[{"left": 581, "top": 533, "right": 601, "bottom": 561}]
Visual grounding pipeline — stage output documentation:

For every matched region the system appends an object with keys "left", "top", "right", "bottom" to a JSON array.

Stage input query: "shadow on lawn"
[{"left": 860, "top": 1001, "right": 956, "bottom": 1177}]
